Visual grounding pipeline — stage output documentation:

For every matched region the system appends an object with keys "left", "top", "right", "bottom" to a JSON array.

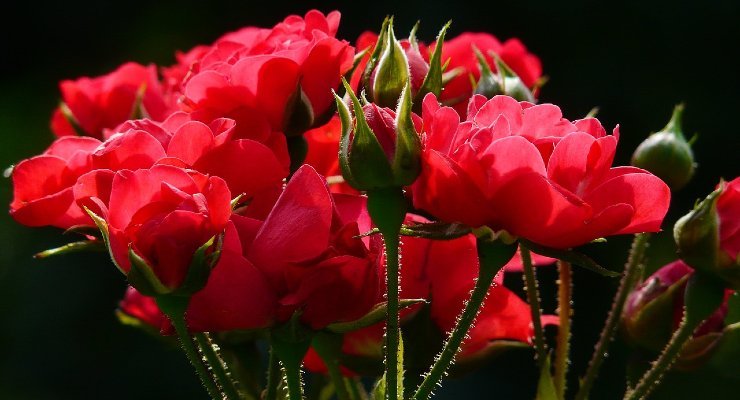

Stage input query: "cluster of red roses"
[{"left": 8, "top": 8, "right": 739, "bottom": 400}]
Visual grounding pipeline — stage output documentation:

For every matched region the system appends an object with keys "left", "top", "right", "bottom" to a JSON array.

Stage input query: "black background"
[{"left": 1, "top": 0, "right": 739, "bottom": 398}]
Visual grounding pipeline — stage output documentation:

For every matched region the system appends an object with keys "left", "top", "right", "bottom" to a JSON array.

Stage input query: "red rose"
[
  {"left": 180, "top": 9, "right": 354, "bottom": 152},
  {"left": 411, "top": 94, "right": 670, "bottom": 248},
  {"left": 440, "top": 33, "right": 542, "bottom": 113},
  {"left": 717, "top": 177, "right": 740, "bottom": 262},
  {"left": 51, "top": 62, "right": 171, "bottom": 139},
  {"left": 233, "top": 165, "right": 380, "bottom": 329},
  {"left": 10, "top": 136, "right": 101, "bottom": 228},
  {"left": 96, "top": 165, "right": 232, "bottom": 291},
  {"left": 73, "top": 113, "right": 288, "bottom": 221}
]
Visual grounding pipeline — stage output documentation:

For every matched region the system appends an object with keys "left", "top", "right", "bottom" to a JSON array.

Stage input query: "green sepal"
[
  {"left": 477, "top": 234, "right": 519, "bottom": 281},
  {"left": 341, "top": 79, "right": 395, "bottom": 191},
  {"left": 493, "top": 55, "right": 535, "bottom": 102},
  {"left": 334, "top": 89, "right": 360, "bottom": 189},
  {"left": 129, "top": 83, "right": 150, "bottom": 120},
  {"left": 519, "top": 239, "right": 620, "bottom": 277},
  {"left": 623, "top": 274, "right": 690, "bottom": 351},
  {"left": 271, "top": 312, "right": 313, "bottom": 371},
  {"left": 536, "top": 355, "right": 558, "bottom": 400},
  {"left": 392, "top": 82, "right": 422, "bottom": 186},
  {"left": 674, "top": 185, "right": 740, "bottom": 288},
  {"left": 371, "top": 18, "right": 410, "bottom": 108},
  {"left": 58, "top": 101, "right": 89, "bottom": 136},
  {"left": 407, "top": 21, "right": 420, "bottom": 51},
  {"left": 472, "top": 46, "right": 502, "bottom": 98},
  {"left": 631, "top": 103, "right": 695, "bottom": 189},
  {"left": 283, "top": 84, "right": 315, "bottom": 137},
  {"left": 33, "top": 240, "right": 105, "bottom": 259},
  {"left": 360, "top": 16, "right": 391, "bottom": 97},
  {"left": 325, "top": 299, "right": 427, "bottom": 334},
  {"left": 173, "top": 235, "right": 222, "bottom": 296},
  {"left": 414, "top": 21, "right": 450, "bottom": 105},
  {"left": 230, "top": 193, "right": 246, "bottom": 210},
  {"left": 128, "top": 246, "right": 171, "bottom": 297},
  {"left": 683, "top": 272, "right": 726, "bottom": 327},
  {"left": 84, "top": 206, "right": 124, "bottom": 274}
]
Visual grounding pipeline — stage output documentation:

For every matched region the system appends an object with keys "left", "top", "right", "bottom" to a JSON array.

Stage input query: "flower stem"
[
  {"left": 194, "top": 333, "right": 242, "bottom": 400},
  {"left": 520, "top": 245, "right": 548, "bottom": 368},
  {"left": 554, "top": 261, "right": 572, "bottom": 399},
  {"left": 282, "top": 359, "right": 304, "bottom": 400},
  {"left": 575, "top": 233, "right": 650, "bottom": 400},
  {"left": 156, "top": 296, "right": 222, "bottom": 400},
  {"left": 412, "top": 237, "right": 506, "bottom": 400},
  {"left": 624, "top": 273, "right": 724, "bottom": 400},
  {"left": 264, "top": 347, "right": 281, "bottom": 400},
  {"left": 312, "top": 333, "right": 352, "bottom": 400},
  {"left": 366, "top": 188, "right": 407, "bottom": 400}
]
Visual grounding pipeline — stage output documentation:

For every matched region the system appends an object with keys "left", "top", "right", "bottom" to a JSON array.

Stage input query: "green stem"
[
  {"left": 366, "top": 188, "right": 407, "bottom": 400},
  {"left": 194, "top": 333, "right": 242, "bottom": 400},
  {"left": 554, "top": 261, "right": 572, "bottom": 399},
  {"left": 575, "top": 233, "right": 650, "bottom": 400},
  {"left": 624, "top": 273, "right": 724, "bottom": 400},
  {"left": 312, "top": 333, "right": 351, "bottom": 400},
  {"left": 282, "top": 359, "right": 305, "bottom": 400},
  {"left": 264, "top": 347, "right": 281, "bottom": 400},
  {"left": 412, "top": 241, "right": 500, "bottom": 400},
  {"left": 521, "top": 245, "right": 548, "bottom": 368},
  {"left": 156, "top": 296, "right": 222, "bottom": 400}
]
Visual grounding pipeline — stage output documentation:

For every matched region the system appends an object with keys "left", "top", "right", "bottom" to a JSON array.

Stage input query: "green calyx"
[
  {"left": 632, "top": 104, "right": 696, "bottom": 190},
  {"left": 371, "top": 18, "right": 410, "bottom": 108}
]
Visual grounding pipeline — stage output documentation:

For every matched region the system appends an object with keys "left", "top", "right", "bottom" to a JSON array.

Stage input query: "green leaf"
[
  {"left": 325, "top": 299, "right": 427, "bottom": 333},
  {"left": 392, "top": 83, "right": 421, "bottom": 186},
  {"left": 536, "top": 356, "right": 558, "bottom": 400},
  {"left": 415, "top": 21, "right": 450, "bottom": 104},
  {"left": 128, "top": 247, "right": 171, "bottom": 296},
  {"left": 371, "top": 18, "right": 410, "bottom": 108},
  {"left": 519, "top": 239, "right": 620, "bottom": 277},
  {"left": 371, "top": 376, "right": 386, "bottom": 400}
]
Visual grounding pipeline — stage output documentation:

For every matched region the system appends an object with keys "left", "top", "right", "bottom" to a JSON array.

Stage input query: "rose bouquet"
[{"left": 6, "top": 9, "right": 739, "bottom": 400}]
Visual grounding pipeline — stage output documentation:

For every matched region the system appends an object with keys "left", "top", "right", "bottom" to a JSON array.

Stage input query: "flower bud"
[
  {"left": 631, "top": 104, "right": 695, "bottom": 190},
  {"left": 674, "top": 179, "right": 740, "bottom": 290},
  {"left": 363, "top": 19, "right": 448, "bottom": 109},
  {"left": 472, "top": 50, "right": 534, "bottom": 102},
  {"left": 336, "top": 79, "right": 421, "bottom": 191},
  {"left": 622, "top": 260, "right": 729, "bottom": 369}
]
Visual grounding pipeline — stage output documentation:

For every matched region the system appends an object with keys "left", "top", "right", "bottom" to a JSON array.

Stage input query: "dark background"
[{"left": 1, "top": 0, "right": 739, "bottom": 398}]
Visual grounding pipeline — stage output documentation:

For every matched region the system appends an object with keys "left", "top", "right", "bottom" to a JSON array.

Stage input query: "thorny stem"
[
  {"left": 282, "top": 359, "right": 305, "bottom": 400},
  {"left": 624, "top": 274, "right": 724, "bottom": 400},
  {"left": 312, "top": 333, "right": 352, "bottom": 400},
  {"left": 264, "top": 347, "right": 281, "bottom": 400},
  {"left": 156, "top": 296, "right": 222, "bottom": 400},
  {"left": 194, "top": 333, "right": 241, "bottom": 400},
  {"left": 521, "top": 245, "right": 548, "bottom": 368},
  {"left": 554, "top": 261, "right": 572, "bottom": 399},
  {"left": 412, "top": 241, "right": 498, "bottom": 400},
  {"left": 366, "top": 188, "right": 407, "bottom": 400},
  {"left": 575, "top": 233, "right": 651, "bottom": 400}
]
